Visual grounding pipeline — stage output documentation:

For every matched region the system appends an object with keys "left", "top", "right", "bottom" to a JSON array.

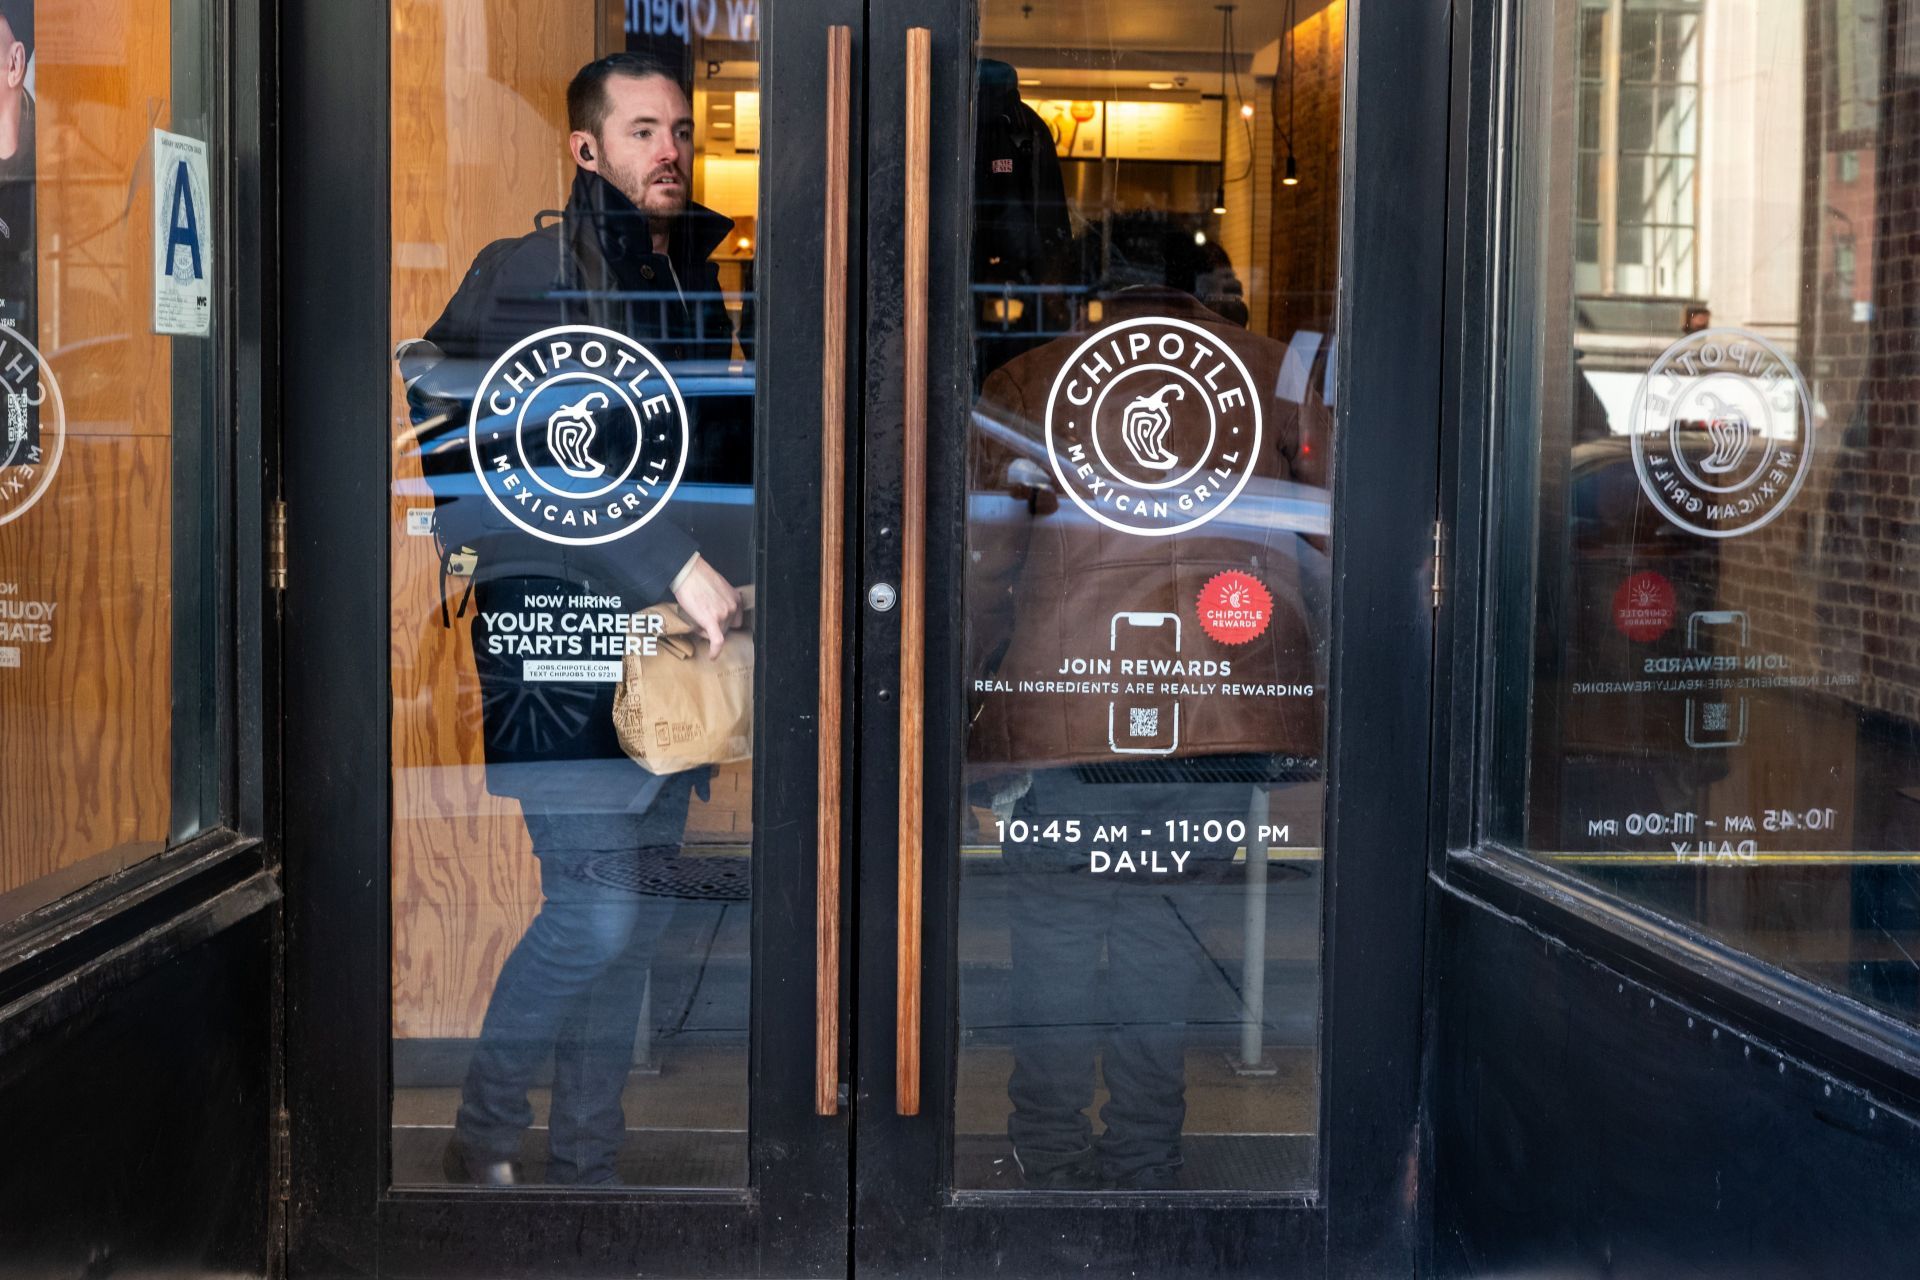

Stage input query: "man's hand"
[{"left": 671, "top": 555, "right": 743, "bottom": 657}]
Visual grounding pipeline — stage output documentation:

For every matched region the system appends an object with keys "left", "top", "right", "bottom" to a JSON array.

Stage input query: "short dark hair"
[
  {"left": 0, "top": 0, "right": 31, "bottom": 57},
  {"left": 567, "top": 52, "right": 686, "bottom": 136}
]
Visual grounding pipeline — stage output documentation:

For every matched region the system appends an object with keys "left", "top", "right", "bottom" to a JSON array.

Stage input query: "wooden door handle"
[
  {"left": 816, "top": 23, "right": 852, "bottom": 1119},
  {"left": 897, "top": 25, "right": 932, "bottom": 1118}
]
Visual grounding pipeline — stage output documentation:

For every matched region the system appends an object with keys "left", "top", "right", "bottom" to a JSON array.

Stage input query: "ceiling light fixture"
[
  {"left": 1280, "top": 0, "right": 1300, "bottom": 189},
  {"left": 1147, "top": 80, "right": 1175, "bottom": 91},
  {"left": 1214, "top": 4, "right": 1234, "bottom": 217}
]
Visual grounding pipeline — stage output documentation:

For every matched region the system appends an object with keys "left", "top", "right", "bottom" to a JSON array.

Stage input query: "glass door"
[
  {"left": 282, "top": 0, "right": 1446, "bottom": 1275},
  {"left": 850, "top": 0, "right": 1444, "bottom": 1274},
  {"left": 284, "top": 1, "right": 857, "bottom": 1274}
]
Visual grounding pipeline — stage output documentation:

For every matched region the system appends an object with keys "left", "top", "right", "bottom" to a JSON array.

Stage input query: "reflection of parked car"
[
  {"left": 391, "top": 342, "right": 756, "bottom": 781},
  {"left": 1553, "top": 433, "right": 1730, "bottom": 846},
  {"left": 395, "top": 350, "right": 757, "bottom": 587},
  {"left": 966, "top": 398, "right": 1334, "bottom": 695}
]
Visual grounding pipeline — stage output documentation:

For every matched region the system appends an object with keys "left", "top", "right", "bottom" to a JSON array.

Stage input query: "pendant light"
[
  {"left": 1213, "top": 4, "right": 1234, "bottom": 215},
  {"left": 1280, "top": 0, "right": 1300, "bottom": 186}
]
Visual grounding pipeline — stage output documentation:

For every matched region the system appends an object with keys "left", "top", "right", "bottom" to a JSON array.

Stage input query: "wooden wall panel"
[
  {"left": 0, "top": 5, "right": 176, "bottom": 897},
  {"left": 0, "top": 437, "right": 171, "bottom": 891},
  {"left": 389, "top": 0, "right": 594, "bottom": 1040}
]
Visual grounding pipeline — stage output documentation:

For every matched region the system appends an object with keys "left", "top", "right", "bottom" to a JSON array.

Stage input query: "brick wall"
[
  {"left": 1716, "top": 0, "right": 1920, "bottom": 728},
  {"left": 1265, "top": 0, "right": 1344, "bottom": 345}
]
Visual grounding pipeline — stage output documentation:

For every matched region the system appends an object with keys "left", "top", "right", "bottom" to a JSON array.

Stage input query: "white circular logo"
[
  {"left": 1044, "top": 315, "right": 1263, "bottom": 537},
  {"left": 1629, "top": 327, "right": 1814, "bottom": 539},
  {"left": 468, "top": 325, "right": 689, "bottom": 546},
  {"left": 0, "top": 326, "right": 63, "bottom": 528}
]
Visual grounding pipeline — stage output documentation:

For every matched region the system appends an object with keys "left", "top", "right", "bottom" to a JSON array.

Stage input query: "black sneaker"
[
  {"left": 442, "top": 1135, "right": 520, "bottom": 1186},
  {"left": 1108, "top": 1163, "right": 1182, "bottom": 1191},
  {"left": 1014, "top": 1147, "right": 1101, "bottom": 1190}
]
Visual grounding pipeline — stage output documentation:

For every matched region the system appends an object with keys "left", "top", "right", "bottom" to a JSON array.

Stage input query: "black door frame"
[
  {"left": 280, "top": 0, "right": 857, "bottom": 1274},
  {"left": 280, "top": 0, "right": 1450, "bottom": 1274},
  {"left": 848, "top": 1, "right": 1450, "bottom": 1276}
]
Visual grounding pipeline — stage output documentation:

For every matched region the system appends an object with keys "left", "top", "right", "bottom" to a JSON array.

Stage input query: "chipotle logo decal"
[
  {"left": 1196, "top": 570, "right": 1272, "bottom": 645},
  {"left": 468, "top": 325, "right": 689, "bottom": 547},
  {"left": 0, "top": 327, "right": 62, "bottom": 529},
  {"left": 1044, "top": 315, "right": 1263, "bottom": 538}
]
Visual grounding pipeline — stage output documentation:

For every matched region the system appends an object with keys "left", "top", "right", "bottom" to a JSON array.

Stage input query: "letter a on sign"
[
  {"left": 152, "top": 129, "right": 213, "bottom": 336},
  {"left": 166, "top": 161, "right": 204, "bottom": 280}
]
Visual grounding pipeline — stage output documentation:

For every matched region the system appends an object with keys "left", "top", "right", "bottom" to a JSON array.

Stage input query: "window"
[
  {"left": 386, "top": 5, "right": 760, "bottom": 1188},
  {"left": 0, "top": 0, "right": 232, "bottom": 925},
  {"left": 1494, "top": 0, "right": 1920, "bottom": 1028},
  {"left": 955, "top": 0, "right": 1338, "bottom": 1193},
  {"left": 1573, "top": 0, "right": 1702, "bottom": 299}
]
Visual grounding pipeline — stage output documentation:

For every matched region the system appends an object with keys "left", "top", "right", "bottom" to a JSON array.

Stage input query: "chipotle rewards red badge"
[
  {"left": 1196, "top": 571, "right": 1272, "bottom": 645},
  {"left": 1611, "top": 570, "right": 1676, "bottom": 642}
]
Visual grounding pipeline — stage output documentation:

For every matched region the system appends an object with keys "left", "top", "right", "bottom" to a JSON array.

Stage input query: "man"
[{"left": 408, "top": 53, "right": 743, "bottom": 1187}]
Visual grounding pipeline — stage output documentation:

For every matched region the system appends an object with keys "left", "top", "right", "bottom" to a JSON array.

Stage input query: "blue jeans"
[{"left": 454, "top": 775, "right": 693, "bottom": 1184}]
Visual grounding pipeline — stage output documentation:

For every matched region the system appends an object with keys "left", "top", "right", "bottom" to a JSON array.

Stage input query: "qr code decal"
[
  {"left": 1701, "top": 702, "right": 1729, "bottom": 732},
  {"left": 1127, "top": 706, "right": 1159, "bottom": 738}
]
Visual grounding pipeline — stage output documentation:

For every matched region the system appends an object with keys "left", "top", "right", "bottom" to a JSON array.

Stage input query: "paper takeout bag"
[{"left": 612, "top": 585, "right": 755, "bottom": 774}]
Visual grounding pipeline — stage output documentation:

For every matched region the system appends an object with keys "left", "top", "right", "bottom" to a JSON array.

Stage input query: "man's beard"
[{"left": 606, "top": 157, "right": 689, "bottom": 224}]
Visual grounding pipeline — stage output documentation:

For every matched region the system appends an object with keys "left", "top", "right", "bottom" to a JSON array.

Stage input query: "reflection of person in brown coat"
[
  {"left": 968, "top": 282, "right": 1328, "bottom": 770},
  {"left": 964, "top": 219, "right": 1331, "bottom": 1189}
]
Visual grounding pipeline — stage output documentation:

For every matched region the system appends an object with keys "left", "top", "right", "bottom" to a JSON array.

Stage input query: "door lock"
[{"left": 868, "top": 582, "right": 898, "bottom": 612}]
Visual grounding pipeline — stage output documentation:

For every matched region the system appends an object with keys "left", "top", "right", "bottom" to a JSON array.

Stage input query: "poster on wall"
[
  {"left": 152, "top": 128, "right": 212, "bottom": 337},
  {"left": 0, "top": 0, "right": 37, "bottom": 462}
]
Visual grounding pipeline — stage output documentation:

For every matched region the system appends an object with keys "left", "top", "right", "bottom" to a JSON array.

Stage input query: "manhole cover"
[{"left": 578, "top": 851, "right": 751, "bottom": 901}]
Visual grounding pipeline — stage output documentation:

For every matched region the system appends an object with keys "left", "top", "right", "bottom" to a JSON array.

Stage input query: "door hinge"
[
  {"left": 1431, "top": 519, "right": 1446, "bottom": 610},
  {"left": 269, "top": 499, "right": 288, "bottom": 596}
]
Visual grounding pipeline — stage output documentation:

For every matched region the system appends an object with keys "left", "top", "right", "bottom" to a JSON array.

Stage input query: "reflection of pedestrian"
[
  {"left": 1683, "top": 304, "right": 1711, "bottom": 334},
  {"left": 973, "top": 59, "right": 1073, "bottom": 386},
  {"left": 998, "top": 771, "right": 1249, "bottom": 1189},
  {"left": 409, "top": 53, "right": 744, "bottom": 1187},
  {"left": 967, "top": 218, "right": 1327, "bottom": 1188}
]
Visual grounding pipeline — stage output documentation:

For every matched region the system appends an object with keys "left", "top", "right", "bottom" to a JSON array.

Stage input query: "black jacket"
[
  {"left": 427, "top": 167, "right": 740, "bottom": 373},
  {"left": 404, "top": 169, "right": 740, "bottom": 805}
]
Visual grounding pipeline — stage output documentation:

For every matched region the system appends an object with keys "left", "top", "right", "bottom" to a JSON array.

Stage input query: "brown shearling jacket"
[{"left": 965, "top": 288, "right": 1332, "bottom": 772}]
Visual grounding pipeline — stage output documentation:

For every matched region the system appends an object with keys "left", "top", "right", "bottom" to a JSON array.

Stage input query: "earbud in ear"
[{"left": 581, "top": 143, "right": 594, "bottom": 161}]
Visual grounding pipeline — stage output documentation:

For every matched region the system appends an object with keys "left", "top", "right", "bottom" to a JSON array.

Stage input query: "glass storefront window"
[
  {"left": 0, "top": 0, "right": 228, "bottom": 923},
  {"left": 389, "top": 3, "right": 758, "bottom": 1187},
  {"left": 957, "top": 0, "right": 1340, "bottom": 1192},
  {"left": 1496, "top": 0, "right": 1920, "bottom": 1025}
]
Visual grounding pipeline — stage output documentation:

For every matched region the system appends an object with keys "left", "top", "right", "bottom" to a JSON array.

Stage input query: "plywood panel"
[
  {"left": 39, "top": 9, "right": 173, "bottom": 435},
  {"left": 0, "top": 436, "right": 171, "bottom": 892},
  {"left": 0, "top": 1, "right": 177, "bottom": 897},
  {"left": 389, "top": 0, "right": 593, "bottom": 1040}
]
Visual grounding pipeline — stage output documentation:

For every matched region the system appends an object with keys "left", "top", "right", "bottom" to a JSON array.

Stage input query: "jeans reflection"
[{"left": 1002, "top": 768, "right": 1260, "bottom": 1189}]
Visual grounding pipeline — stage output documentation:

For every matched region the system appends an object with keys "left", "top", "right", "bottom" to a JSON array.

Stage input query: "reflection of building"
[
  {"left": 1564, "top": 0, "right": 1919, "bottom": 731},
  {"left": 1571, "top": 0, "right": 1806, "bottom": 426}
]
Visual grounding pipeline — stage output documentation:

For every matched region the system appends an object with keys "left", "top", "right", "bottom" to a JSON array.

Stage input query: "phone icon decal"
[
  {"left": 1684, "top": 609, "right": 1749, "bottom": 750},
  {"left": 1107, "top": 610, "right": 1181, "bottom": 755}
]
